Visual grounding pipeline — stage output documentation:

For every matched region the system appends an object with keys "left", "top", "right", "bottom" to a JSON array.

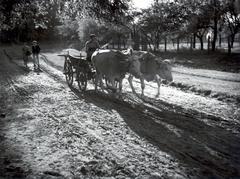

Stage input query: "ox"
[
  {"left": 128, "top": 51, "right": 173, "bottom": 97},
  {"left": 92, "top": 49, "right": 173, "bottom": 97},
  {"left": 91, "top": 49, "right": 132, "bottom": 92}
]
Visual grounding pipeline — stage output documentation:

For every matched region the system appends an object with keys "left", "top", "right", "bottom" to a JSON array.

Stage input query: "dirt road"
[
  {"left": 0, "top": 48, "right": 240, "bottom": 178},
  {"left": 43, "top": 51, "right": 240, "bottom": 122}
]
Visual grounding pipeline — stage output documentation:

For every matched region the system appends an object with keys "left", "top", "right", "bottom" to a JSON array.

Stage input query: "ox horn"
[
  {"left": 155, "top": 58, "right": 163, "bottom": 64},
  {"left": 163, "top": 59, "right": 172, "bottom": 65}
]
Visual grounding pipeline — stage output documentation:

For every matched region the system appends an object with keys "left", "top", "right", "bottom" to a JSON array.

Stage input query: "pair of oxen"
[{"left": 91, "top": 49, "right": 173, "bottom": 97}]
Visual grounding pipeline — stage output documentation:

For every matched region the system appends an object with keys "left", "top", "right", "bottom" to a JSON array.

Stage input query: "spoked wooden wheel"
[
  {"left": 64, "top": 60, "right": 73, "bottom": 86},
  {"left": 77, "top": 68, "right": 87, "bottom": 91},
  {"left": 105, "top": 79, "right": 119, "bottom": 93},
  {"left": 105, "top": 79, "right": 119, "bottom": 89},
  {"left": 88, "top": 69, "right": 95, "bottom": 84}
]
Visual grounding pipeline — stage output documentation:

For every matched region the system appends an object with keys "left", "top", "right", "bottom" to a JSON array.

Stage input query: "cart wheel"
[
  {"left": 105, "top": 79, "right": 119, "bottom": 88},
  {"left": 77, "top": 68, "right": 87, "bottom": 91},
  {"left": 88, "top": 70, "right": 95, "bottom": 84},
  {"left": 91, "top": 72, "right": 96, "bottom": 84},
  {"left": 64, "top": 60, "right": 73, "bottom": 86}
]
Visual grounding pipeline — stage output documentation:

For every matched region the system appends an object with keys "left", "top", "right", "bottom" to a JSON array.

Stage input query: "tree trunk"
[
  {"left": 177, "top": 38, "right": 180, "bottom": 51},
  {"left": 155, "top": 33, "right": 160, "bottom": 51},
  {"left": 208, "top": 36, "right": 211, "bottom": 54},
  {"left": 228, "top": 36, "right": 232, "bottom": 54},
  {"left": 196, "top": 34, "right": 204, "bottom": 50},
  {"left": 200, "top": 37, "right": 204, "bottom": 50},
  {"left": 142, "top": 44, "right": 147, "bottom": 51},
  {"left": 219, "top": 34, "right": 221, "bottom": 47},
  {"left": 231, "top": 34, "right": 235, "bottom": 48},
  {"left": 164, "top": 37, "right": 167, "bottom": 52},
  {"left": 148, "top": 41, "right": 152, "bottom": 51},
  {"left": 155, "top": 40, "right": 159, "bottom": 51},
  {"left": 141, "top": 36, "right": 148, "bottom": 51},
  {"left": 212, "top": 7, "right": 218, "bottom": 51},
  {"left": 118, "top": 35, "right": 121, "bottom": 49},
  {"left": 193, "top": 33, "right": 196, "bottom": 49},
  {"left": 190, "top": 36, "right": 193, "bottom": 51},
  {"left": 133, "top": 30, "right": 140, "bottom": 50}
]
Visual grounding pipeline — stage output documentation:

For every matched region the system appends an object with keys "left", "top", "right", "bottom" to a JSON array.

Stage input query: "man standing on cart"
[{"left": 85, "top": 34, "right": 100, "bottom": 62}]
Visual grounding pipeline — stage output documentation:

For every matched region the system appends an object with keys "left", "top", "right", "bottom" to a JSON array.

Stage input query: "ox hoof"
[{"left": 114, "top": 93, "right": 120, "bottom": 99}]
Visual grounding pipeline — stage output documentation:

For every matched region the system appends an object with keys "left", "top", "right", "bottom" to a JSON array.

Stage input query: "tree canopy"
[
  {"left": 0, "top": 0, "right": 131, "bottom": 42},
  {"left": 131, "top": 0, "right": 240, "bottom": 52},
  {"left": 0, "top": 0, "right": 240, "bottom": 54}
]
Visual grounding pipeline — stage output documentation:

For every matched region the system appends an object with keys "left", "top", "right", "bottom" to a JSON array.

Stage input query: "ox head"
[
  {"left": 156, "top": 58, "right": 173, "bottom": 82},
  {"left": 122, "top": 48, "right": 133, "bottom": 56},
  {"left": 127, "top": 55, "right": 141, "bottom": 76}
]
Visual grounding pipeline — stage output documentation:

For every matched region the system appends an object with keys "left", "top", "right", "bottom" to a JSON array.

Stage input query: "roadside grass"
[
  {"left": 2, "top": 42, "right": 240, "bottom": 73},
  {"left": 155, "top": 49, "right": 240, "bottom": 73},
  {"left": 3, "top": 44, "right": 240, "bottom": 106}
]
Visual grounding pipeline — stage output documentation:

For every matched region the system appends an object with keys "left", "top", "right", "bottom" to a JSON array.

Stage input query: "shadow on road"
[
  {"left": 0, "top": 51, "right": 32, "bottom": 178},
  {"left": 69, "top": 86, "right": 240, "bottom": 178}
]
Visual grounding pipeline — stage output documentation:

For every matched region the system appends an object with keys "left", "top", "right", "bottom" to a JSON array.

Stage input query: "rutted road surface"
[
  {"left": 0, "top": 49, "right": 240, "bottom": 179},
  {"left": 42, "top": 51, "right": 240, "bottom": 122}
]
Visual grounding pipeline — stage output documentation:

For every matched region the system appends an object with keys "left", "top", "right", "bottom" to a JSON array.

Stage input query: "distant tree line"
[
  {"left": 133, "top": 0, "right": 240, "bottom": 53},
  {"left": 0, "top": 0, "right": 130, "bottom": 43},
  {"left": 0, "top": 0, "right": 239, "bottom": 54}
]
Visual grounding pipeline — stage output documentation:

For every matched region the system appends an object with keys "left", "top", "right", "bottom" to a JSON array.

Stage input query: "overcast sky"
[{"left": 132, "top": 0, "right": 154, "bottom": 9}]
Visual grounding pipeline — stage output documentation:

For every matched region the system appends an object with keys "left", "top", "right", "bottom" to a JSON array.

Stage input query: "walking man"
[
  {"left": 22, "top": 42, "right": 31, "bottom": 68},
  {"left": 32, "top": 40, "right": 41, "bottom": 70}
]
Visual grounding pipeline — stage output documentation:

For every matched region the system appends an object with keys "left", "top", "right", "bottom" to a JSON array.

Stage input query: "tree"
[
  {"left": 75, "top": 18, "right": 130, "bottom": 49},
  {"left": 136, "top": 1, "right": 186, "bottom": 51},
  {"left": 224, "top": 0, "right": 240, "bottom": 53},
  {"left": 184, "top": 1, "right": 210, "bottom": 50},
  {"left": 0, "top": 0, "right": 131, "bottom": 42},
  {"left": 179, "top": 0, "right": 228, "bottom": 52},
  {"left": 193, "top": 17, "right": 209, "bottom": 50},
  {"left": 0, "top": 0, "right": 35, "bottom": 41},
  {"left": 202, "top": 0, "right": 226, "bottom": 51},
  {"left": 57, "top": 19, "right": 79, "bottom": 41}
]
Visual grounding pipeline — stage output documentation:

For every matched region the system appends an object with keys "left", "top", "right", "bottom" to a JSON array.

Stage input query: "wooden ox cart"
[{"left": 58, "top": 49, "right": 95, "bottom": 91}]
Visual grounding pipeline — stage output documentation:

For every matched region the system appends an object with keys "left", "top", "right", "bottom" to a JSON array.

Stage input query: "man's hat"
[
  {"left": 32, "top": 40, "right": 37, "bottom": 44},
  {"left": 90, "top": 34, "right": 96, "bottom": 38}
]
